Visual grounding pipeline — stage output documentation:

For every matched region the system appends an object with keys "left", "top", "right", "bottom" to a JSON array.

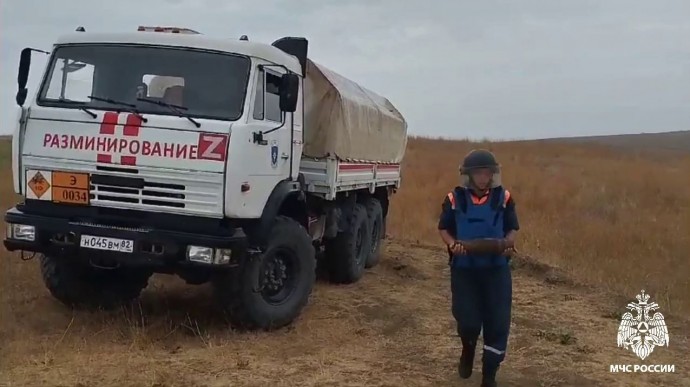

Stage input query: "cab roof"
[{"left": 53, "top": 31, "right": 303, "bottom": 75}]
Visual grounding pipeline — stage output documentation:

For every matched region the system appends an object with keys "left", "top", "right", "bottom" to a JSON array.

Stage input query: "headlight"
[
  {"left": 187, "top": 246, "right": 213, "bottom": 264},
  {"left": 186, "top": 246, "right": 234, "bottom": 265},
  {"left": 7, "top": 224, "right": 36, "bottom": 242},
  {"left": 214, "top": 248, "right": 233, "bottom": 264}
]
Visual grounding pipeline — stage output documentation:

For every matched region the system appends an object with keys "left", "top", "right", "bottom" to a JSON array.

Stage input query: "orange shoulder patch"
[
  {"left": 503, "top": 189, "right": 511, "bottom": 206},
  {"left": 447, "top": 192, "right": 456, "bottom": 209}
]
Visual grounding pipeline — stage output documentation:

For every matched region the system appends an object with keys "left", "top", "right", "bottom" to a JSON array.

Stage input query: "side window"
[
  {"left": 265, "top": 71, "right": 282, "bottom": 122},
  {"left": 252, "top": 70, "right": 264, "bottom": 120},
  {"left": 252, "top": 66, "right": 283, "bottom": 123}
]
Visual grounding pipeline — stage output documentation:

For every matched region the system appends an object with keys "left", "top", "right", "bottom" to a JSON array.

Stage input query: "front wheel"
[
  {"left": 213, "top": 216, "right": 316, "bottom": 330},
  {"left": 40, "top": 255, "right": 151, "bottom": 310}
]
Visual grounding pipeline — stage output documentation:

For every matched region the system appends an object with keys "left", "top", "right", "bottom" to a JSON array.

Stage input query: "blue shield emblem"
[{"left": 270, "top": 141, "right": 278, "bottom": 168}]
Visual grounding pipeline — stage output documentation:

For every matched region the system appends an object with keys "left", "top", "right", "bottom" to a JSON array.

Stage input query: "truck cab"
[
  {"left": 12, "top": 27, "right": 303, "bottom": 219},
  {"left": 4, "top": 26, "right": 406, "bottom": 331}
]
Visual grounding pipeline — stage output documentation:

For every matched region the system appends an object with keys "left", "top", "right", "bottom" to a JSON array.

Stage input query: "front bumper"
[{"left": 3, "top": 206, "right": 248, "bottom": 269}]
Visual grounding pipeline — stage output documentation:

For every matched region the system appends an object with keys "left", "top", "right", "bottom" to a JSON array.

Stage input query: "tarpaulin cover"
[{"left": 303, "top": 59, "right": 408, "bottom": 163}]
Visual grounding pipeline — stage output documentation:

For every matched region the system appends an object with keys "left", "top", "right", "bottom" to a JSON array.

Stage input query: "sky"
[{"left": 1, "top": 0, "right": 689, "bottom": 140}]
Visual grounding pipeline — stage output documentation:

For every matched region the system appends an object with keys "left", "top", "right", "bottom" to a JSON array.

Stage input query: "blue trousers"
[{"left": 450, "top": 263, "right": 512, "bottom": 371}]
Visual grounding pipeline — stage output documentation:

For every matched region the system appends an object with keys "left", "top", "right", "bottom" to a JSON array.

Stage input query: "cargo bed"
[{"left": 300, "top": 158, "right": 401, "bottom": 200}]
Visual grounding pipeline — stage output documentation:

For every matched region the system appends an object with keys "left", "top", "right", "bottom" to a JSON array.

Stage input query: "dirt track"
[{"left": 2, "top": 239, "right": 689, "bottom": 387}]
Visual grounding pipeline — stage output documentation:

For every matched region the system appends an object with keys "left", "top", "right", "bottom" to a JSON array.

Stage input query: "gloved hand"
[
  {"left": 448, "top": 241, "right": 467, "bottom": 255},
  {"left": 503, "top": 246, "right": 517, "bottom": 257},
  {"left": 452, "top": 238, "right": 516, "bottom": 255},
  {"left": 502, "top": 238, "right": 517, "bottom": 256}
]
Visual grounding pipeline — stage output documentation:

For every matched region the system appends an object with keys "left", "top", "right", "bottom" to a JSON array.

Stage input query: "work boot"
[
  {"left": 481, "top": 364, "right": 499, "bottom": 387},
  {"left": 458, "top": 338, "right": 476, "bottom": 379},
  {"left": 480, "top": 378, "right": 497, "bottom": 387}
]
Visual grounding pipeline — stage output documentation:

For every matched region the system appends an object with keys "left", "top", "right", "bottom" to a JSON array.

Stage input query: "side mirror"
[
  {"left": 16, "top": 47, "right": 49, "bottom": 107},
  {"left": 16, "top": 48, "right": 32, "bottom": 106},
  {"left": 279, "top": 73, "right": 299, "bottom": 113}
]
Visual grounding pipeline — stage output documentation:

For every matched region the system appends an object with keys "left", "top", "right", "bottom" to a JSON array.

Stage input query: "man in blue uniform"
[{"left": 438, "top": 149, "right": 519, "bottom": 387}]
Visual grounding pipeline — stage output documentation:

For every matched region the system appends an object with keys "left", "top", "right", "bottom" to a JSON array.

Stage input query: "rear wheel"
[
  {"left": 40, "top": 255, "right": 151, "bottom": 309},
  {"left": 213, "top": 216, "right": 316, "bottom": 330},
  {"left": 326, "top": 203, "right": 372, "bottom": 284},
  {"left": 363, "top": 197, "right": 384, "bottom": 268}
]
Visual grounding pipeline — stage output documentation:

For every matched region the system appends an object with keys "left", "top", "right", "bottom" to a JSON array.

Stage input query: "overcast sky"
[{"left": 1, "top": 0, "right": 689, "bottom": 140}]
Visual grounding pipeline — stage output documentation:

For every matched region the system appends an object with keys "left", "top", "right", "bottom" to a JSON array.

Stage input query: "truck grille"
[
  {"left": 21, "top": 156, "right": 225, "bottom": 218},
  {"left": 82, "top": 165, "right": 224, "bottom": 216},
  {"left": 91, "top": 180, "right": 187, "bottom": 208}
]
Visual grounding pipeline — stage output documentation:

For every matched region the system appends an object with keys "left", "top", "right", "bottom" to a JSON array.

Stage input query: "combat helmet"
[{"left": 459, "top": 149, "right": 502, "bottom": 188}]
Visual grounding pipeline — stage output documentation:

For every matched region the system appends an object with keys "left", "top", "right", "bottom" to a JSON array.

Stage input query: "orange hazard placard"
[
  {"left": 28, "top": 171, "right": 50, "bottom": 199},
  {"left": 52, "top": 171, "right": 90, "bottom": 205},
  {"left": 52, "top": 171, "right": 89, "bottom": 190},
  {"left": 52, "top": 187, "right": 89, "bottom": 205}
]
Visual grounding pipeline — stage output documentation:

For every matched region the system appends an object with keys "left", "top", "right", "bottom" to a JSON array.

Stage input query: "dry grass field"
[{"left": 1, "top": 133, "right": 690, "bottom": 386}]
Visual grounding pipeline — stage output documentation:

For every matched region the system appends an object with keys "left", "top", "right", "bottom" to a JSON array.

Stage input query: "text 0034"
[{"left": 80, "top": 235, "right": 134, "bottom": 253}]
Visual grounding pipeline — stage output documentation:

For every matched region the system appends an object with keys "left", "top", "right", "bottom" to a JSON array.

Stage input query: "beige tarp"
[{"left": 303, "top": 59, "right": 408, "bottom": 163}]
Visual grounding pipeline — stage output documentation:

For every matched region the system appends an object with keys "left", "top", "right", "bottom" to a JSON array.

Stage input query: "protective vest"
[{"left": 447, "top": 186, "right": 509, "bottom": 269}]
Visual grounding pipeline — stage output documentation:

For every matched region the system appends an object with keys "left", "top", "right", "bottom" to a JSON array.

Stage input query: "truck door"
[{"left": 248, "top": 65, "right": 292, "bottom": 178}]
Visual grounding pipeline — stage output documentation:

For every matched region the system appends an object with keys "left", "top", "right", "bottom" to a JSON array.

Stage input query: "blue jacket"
[{"left": 439, "top": 186, "right": 516, "bottom": 269}]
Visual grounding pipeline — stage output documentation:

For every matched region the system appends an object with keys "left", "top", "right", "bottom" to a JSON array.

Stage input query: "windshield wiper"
[
  {"left": 88, "top": 95, "right": 148, "bottom": 122},
  {"left": 137, "top": 97, "right": 200, "bottom": 128},
  {"left": 56, "top": 98, "right": 97, "bottom": 119},
  {"left": 78, "top": 106, "right": 97, "bottom": 119}
]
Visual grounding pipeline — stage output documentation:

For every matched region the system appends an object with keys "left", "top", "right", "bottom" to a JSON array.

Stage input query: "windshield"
[{"left": 38, "top": 44, "right": 251, "bottom": 121}]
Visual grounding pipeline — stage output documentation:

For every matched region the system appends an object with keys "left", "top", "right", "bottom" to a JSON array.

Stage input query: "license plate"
[{"left": 80, "top": 235, "right": 134, "bottom": 253}]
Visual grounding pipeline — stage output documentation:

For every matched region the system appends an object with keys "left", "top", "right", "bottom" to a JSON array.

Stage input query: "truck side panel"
[{"left": 300, "top": 158, "right": 401, "bottom": 200}]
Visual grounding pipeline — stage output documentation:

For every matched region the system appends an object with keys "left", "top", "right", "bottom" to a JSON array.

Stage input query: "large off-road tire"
[
  {"left": 213, "top": 216, "right": 316, "bottom": 330},
  {"left": 40, "top": 255, "right": 151, "bottom": 310},
  {"left": 363, "top": 197, "right": 384, "bottom": 268},
  {"left": 326, "top": 203, "right": 372, "bottom": 284}
]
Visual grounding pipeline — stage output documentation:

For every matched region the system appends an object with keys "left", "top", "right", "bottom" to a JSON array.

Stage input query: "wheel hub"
[
  {"left": 263, "top": 258, "right": 288, "bottom": 292},
  {"left": 258, "top": 248, "right": 298, "bottom": 304}
]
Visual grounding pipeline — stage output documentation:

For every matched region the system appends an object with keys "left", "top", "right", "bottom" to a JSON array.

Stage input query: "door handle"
[{"left": 281, "top": 152, "right": 289, "bottom": 159}]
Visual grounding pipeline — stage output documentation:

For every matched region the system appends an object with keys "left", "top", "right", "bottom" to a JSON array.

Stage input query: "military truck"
[{"left": 4, "top": 26, "right": 407, "bottom": 330}]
